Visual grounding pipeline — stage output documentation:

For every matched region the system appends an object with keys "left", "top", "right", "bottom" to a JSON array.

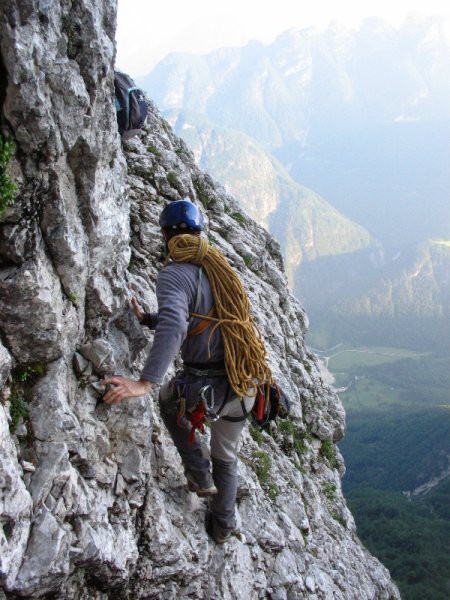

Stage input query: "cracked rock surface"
[{"left": 0, "top": 1, "right": 399, "bottom": 598}]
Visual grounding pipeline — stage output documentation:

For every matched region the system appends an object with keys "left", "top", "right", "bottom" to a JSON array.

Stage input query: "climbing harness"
[{"left": 170, "top": 235, "right": 274, "bottom": 441}]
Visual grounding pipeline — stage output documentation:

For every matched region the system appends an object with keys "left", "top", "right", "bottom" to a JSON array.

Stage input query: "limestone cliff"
[{"left": 0, "top": 1, "right": 400, "bottom": 598}]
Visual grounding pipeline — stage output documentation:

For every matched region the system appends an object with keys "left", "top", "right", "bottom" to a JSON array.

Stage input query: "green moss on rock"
[
  {"left": 0, "top": 136, "right": 18, "bottom": 216},
  {"left": 7, "top": 363, "right": 47, "bottom": 432}
]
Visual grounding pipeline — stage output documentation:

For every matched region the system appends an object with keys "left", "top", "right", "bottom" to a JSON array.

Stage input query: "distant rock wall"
[{"left": 0, "top": 1, "right": 400, "bottom": 598}]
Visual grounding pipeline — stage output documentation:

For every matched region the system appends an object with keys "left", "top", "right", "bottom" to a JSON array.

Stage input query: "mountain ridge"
[{"left": 142, "top": 16, "right": 450, "bottom": 247}]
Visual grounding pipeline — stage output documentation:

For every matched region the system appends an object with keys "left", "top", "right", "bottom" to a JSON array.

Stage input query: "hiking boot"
[
  {"left": 210, "top": 514, "right": 232, "bottom": 544},
  {"left": 185, "top": 471, "right": 218, "bottom": 497},
  {"left": 212, "top": 520, "right": 231, "bottom": 544}
]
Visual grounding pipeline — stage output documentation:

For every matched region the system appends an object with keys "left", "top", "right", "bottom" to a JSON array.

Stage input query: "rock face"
[{"left": 0, "top": 1, "right": 400, "bottom": 599}]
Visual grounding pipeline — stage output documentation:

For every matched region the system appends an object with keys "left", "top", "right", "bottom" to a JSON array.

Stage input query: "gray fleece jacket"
[{"left": 140, "top": 262, "right": 224, "bottom": 383}]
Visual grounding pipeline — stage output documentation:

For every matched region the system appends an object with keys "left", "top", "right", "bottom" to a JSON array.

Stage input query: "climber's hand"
[
  {"left": 101, "top": 376, "right": 155, "bottom": 404},
  {"left": 131, "top": 296, "right": 144, "bottom": 323}
]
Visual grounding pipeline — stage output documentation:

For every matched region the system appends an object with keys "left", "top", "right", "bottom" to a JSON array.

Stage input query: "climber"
[{"left": 102, "top": 198, "right": 272, "bottom": 544}]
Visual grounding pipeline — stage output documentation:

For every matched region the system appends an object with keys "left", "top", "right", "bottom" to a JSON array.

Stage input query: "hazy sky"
[{"left": 116, "top": 0, "right": 450, "bottom": 76}]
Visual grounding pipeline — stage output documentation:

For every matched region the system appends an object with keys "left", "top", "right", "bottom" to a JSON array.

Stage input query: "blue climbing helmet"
[{"left": 159, "top": 199, "right": 204, "bottom": 232}]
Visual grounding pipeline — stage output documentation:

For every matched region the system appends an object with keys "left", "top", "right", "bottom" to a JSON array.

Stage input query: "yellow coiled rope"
[{"left": 168, "top": 234, "right": 272, "bottom": 397}]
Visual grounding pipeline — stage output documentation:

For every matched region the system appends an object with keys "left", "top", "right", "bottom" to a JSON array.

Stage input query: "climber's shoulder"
[
  {"left": 161, "top": 261, "right": 199, "bottom": 278},
  {"left": 157, "top": 262, "right": 200, "bottom": 294}
]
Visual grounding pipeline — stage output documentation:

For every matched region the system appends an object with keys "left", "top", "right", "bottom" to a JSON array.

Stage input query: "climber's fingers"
[
  {"left": 131, "top": 296, "right": 144, "bottom": 322},
  {"left": 101, "top": 376, "right": 155, "bottom": 404}
]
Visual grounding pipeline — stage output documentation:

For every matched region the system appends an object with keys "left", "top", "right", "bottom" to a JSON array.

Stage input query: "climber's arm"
[{"left": 131, "top": 296, "right": 159, "bottom": 329}]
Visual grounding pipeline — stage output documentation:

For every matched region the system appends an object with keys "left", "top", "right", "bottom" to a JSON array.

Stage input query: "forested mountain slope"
[
  {"left": 304, "top": 239, "right": 450, "bottom": 349},
  {"left": 167, "top": 109, "right": 373, "bottom": 286}
]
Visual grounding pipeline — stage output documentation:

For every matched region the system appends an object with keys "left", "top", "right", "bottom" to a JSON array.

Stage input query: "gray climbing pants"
[{"left": 159, "top": 378, "right": 254, "bottom": 532}]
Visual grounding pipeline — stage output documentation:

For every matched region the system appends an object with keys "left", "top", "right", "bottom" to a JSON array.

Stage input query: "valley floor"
[{"left": 308, "top": 337, "right": 450, "bottom": 600}]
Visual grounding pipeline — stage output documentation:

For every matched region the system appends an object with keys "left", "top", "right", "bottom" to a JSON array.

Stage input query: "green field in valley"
[
  {"left": 327, "top": 346, "right": 424, "bottom": 372},
  {"left": 339, "top": 378, "right": 402, "bottom": 411},
  {"left": 335, "top": 351, "right": 450, "bottom": 411}
]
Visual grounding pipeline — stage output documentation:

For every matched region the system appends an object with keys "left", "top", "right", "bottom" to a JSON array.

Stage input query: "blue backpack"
[{"left": 114, "top": 71, "right": 148, "bottom": 139}]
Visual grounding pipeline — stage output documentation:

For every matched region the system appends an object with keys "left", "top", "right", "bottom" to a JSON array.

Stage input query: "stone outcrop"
[{"left": 0, "top": 1, "right": 400, "bottom": 598}]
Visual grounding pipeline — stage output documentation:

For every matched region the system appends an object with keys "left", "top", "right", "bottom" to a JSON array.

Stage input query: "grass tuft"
[
  {"left": 231, "top": 211, "right": 246, "bottom": 225},
  {"left": 320, "top": 440, "right": 339, "bottom": 469}
]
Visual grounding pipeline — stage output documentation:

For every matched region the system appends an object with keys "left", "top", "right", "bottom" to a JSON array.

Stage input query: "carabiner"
[{"left": 199, "top": 385, "right": 219, "bottom": 420}]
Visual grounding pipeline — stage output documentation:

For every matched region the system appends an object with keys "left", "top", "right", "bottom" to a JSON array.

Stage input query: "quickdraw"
[
  {"left": 187, "top": 402, "right": 206, "bottom": 444},
  {"left": 176, "top": 383, "right": 220, "bottom": 444}
]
